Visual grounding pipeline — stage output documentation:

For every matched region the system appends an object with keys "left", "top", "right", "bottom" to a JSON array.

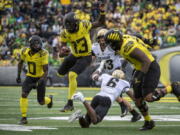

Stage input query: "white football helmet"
[
  {"left": 112, "top": 69, "right": 125, "bottom": 79},
  {"left": 97, "top": 28, "right": 108, "bottom": 39}
]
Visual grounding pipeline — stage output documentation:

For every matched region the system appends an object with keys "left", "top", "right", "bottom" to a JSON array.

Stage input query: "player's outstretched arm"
[
  {"left": 83, "top": 101, "right": 98, "bottom": 124},
  {"left": 126, "top": 90, "right": 135, "bottom": 101}
]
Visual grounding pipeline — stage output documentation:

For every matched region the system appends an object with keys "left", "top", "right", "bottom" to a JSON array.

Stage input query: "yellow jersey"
[
  {"left": 59, "top": 20, "right": 92, "bottom": 57},
  {"left": 118, "top": 35, "right": 154, "bottom": 70},
  {"left": 20, "top": 48, "right": 49, "bottom": 78}
]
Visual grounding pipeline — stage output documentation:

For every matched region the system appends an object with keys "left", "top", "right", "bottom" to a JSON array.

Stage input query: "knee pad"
[
  {"left": 68, "top": 71, "right": 78, "bottom": 80},
  {"left": 136, "top": 101, "right": 148, "bottom": 113}
]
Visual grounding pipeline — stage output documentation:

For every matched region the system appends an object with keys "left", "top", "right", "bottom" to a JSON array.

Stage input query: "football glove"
[
  {"left": 92, "top": 71, "right": 100, "bottom": 81},
  {"left": 73, "top": 92, "right": 85, "bottom": 103}
]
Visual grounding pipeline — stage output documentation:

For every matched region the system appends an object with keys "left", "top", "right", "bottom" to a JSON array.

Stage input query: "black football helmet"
[
  {"left": 104, "top": 29, "right": 123, "bottom": 51},
  {"left": 29, "top": 35, "right": 42, "bottom": 52},
  {"left": 63, "top": 12, "right": 79, "bottom": 33}
]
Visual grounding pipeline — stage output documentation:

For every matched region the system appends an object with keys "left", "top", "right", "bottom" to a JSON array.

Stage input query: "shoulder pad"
[
  {"left": 60, "top": 30, "right": 67, "bottom": 38},
  {"left": 39, "top": 49, "right": 49, "bottom": 57},
  {"left": 21, "top": 47, "right": 28, "bottom": 54}
]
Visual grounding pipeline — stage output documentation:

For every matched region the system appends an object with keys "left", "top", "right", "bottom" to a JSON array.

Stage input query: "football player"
[
  {"left": 104, "top": 29, "right": 180, "bottom": 130},
  {"left": 16, "top": 35, "right": 53, "bottom": 124},
  {"left": 92, "top": 28, "right": 141, "bottom": 122},
  {"left": 58, "top": 3, "right": 106, "bottom": 112},
  {"left": 70, "top": 70, "right": 134, "bottom": 128}
]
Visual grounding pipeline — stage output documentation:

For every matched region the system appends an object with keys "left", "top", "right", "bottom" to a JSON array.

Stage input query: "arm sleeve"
[
  {"left": 122, "top": 80, "right": 130, "bottom": 93},
  {"left": 96, "top": 60, "right": 106, "bottom": 73}
]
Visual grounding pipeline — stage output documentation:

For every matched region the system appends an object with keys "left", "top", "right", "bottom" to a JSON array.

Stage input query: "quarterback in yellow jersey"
[
  {"left": 58, "top": 4, "right": 105, "bottom": 112},
  {"left": 104, "top": 29, "right": 180, "bottom": 130},
  {"left": 16, "top": 35, "right": 53, "bottom": 124}
]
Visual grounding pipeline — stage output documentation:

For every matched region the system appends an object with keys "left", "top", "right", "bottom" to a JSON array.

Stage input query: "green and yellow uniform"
[
  {"left": 118, "top": 35, "right": 154, "bottom": 70},
  {"left": 20, "top": 47, "right": 48, "bottom": 77},
  {"left": 59, "top": 20, "right": 92, "bottom": 57},
  {"left": 19, "top": 47, "right": 51, "bottom": 118},
  {"left": 58, "top": 20, "right": 92, "bottom": 103}
]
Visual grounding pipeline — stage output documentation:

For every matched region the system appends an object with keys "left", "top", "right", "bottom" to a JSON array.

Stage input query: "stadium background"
[
  {"left": 0, "top": 0, "right": 180, "bottom": 86},
  {"left": 0, "top": 1, "right": 180, "bottom": 134}
]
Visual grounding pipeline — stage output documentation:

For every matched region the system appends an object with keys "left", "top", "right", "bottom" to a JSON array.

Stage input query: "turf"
[{"left": 0, "top": 86, "right": 180, "bottom": 135}]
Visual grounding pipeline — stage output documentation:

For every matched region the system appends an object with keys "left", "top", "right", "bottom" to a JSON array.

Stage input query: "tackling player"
[
  {"left": 58, "top": 4, "right": 106, "bottom": 112},
  {"left": 70, "top": 70, "right": 134, "bottom": 128},
  {"left": 92, "top": 28, "right": 141, "bottom": 122},
  {"left": 16, "top": 35, "right": 53, "bottom": 124},
  {"left": 104, "top": 29, "right": 180, "bottom": 130}
]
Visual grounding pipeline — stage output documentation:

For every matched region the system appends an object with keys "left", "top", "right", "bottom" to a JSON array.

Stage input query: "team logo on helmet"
[
  {"left": 106, "top": 29, "right": 122, "bottom": 41},
  {"left": 104, "top": 29, "right": 123, "bottom": 51}
]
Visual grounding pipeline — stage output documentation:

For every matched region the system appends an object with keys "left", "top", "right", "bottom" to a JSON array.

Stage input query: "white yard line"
[{"left": 28, "top": 115, "right": 180, "bottom": 122}]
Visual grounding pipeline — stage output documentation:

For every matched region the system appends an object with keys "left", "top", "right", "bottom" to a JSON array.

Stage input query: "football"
[{"left": 59, "top": 46, "right": 70, "bottom": 58}]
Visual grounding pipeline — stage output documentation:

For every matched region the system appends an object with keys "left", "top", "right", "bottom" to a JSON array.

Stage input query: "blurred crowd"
[{"left": 0, "top": 0, "right": 180, "bottom": 66}]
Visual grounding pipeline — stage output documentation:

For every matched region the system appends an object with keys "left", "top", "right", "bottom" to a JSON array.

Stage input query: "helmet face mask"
[
  {"left": 107, "top": 41, "right": 121, "bottom": 51},
  {"left": 63, "top": 12, "right": 79, "bottom": 33},
  {"left": 96, "top": 29, "right": 108, "bottom": 49},
  {"left": 29, "top": 35, "right": 42, "bottom": 53}
]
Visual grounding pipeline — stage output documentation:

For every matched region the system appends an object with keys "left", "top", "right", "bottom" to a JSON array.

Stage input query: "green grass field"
[{"left": 0, "top": 86, "right": 180, "bottom": 135}]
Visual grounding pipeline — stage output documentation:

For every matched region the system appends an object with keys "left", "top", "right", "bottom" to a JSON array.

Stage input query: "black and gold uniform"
[
  {"left": 58, "top": 20, "right": 92, "bottom": 112},
  {"left": 20, "top": 47, "right": 49, "bottom": 91},
  {"left": 17, "top": 35, "right": 53, "bottom": 124},
  {"left": 104, "top": 29, "right": 180, "bottom": 131},
  {"left": 58, "top": 9, "right": 105, "bottom": 112},
  {"left": 118, "top": 35, "right": 160, "bottom": 98}
]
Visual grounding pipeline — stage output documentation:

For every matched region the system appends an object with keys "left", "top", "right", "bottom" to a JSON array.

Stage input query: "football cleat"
[
  {"left": 131, "top": 113, "right": 141, "bottom": 122},
  {"left": 47, "top": 95, "right": 53, "bottom": 108},
  {"left": 73, "top": 92, "right": 85, "bottom": 103},
  {"left": 68, "top": 109, "right": 82, "bottom": 123},
  {"left": 119, "top": 102, "right": 128, "bottom": 117},
  {"left": 18, "top": 117, "right": 28, "bottom": 125},
  {"left": 60, "top": 104, "right": 74, "bottom": 112},
  {"left": 171, "top": 82, "right": 180, "bottom": 101},
  {"left": 139, "top": 120, "right": 155, "bottom": 131}
]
